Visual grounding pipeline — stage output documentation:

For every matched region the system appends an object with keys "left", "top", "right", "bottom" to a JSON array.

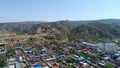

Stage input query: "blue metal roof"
[
  {"left": 33, "top": 66, "right": 43, "bottom": 68},
  {"left": 59, "top": 55, "right": 65, "bottom": 57},
  {"left": 85, "top": 60, "right": 91, "bottom": 63},
  {"left": 28, "top": 50, "right": 33, "bottom": 54},
  {"left": 33, "top": 56, "right": 41, "bottom": 59},
  {"left": 76, "top": 56, "right": 85, "bottom": 61},
  {"left": 41, "top": 51, "right": 47, "bottom": 54},
  {"left": 104, "top": 57, "right": 110, "bottom": 60},
  {"left": 114, "top": 53, "right": 120, "bottom": 57},
  {"left": 59, "top": 54, "right": 65, "bottom": 57},
  {"left": 97, "top": 48, "right": 102, "bottom": 52}
]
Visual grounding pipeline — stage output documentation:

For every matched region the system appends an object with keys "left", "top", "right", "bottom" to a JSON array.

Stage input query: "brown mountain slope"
[{"left": 71, "top": 22, "right": 120, "bottom": 39}]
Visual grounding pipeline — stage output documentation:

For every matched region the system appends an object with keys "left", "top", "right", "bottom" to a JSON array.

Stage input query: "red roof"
[{"left": 52, "top": 66, "right": 59, "bottom": 68}]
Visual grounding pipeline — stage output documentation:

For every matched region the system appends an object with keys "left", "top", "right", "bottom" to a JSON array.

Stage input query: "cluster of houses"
[
  {"left": 15, "top": 45, "right": 60, "bottom": 68},
  {"left": 12, "top": 41, "right": 120, "bottom": 68},
  {"left": 76, "top": 42, "right": 120, "bottom": 68},
  {"left": 0, "top": 40, "right": 120, "bottom": 68}
]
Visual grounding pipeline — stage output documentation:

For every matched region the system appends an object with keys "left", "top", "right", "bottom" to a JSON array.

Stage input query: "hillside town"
[
  {"left": 0, "top": 22, "right": 120, "bottom": 68},
  {"left": 0, "top": 39, "right": 120, "bottom": 68},
  {"left": 1, "top": 0, "right": 120, "bottom": 68}
]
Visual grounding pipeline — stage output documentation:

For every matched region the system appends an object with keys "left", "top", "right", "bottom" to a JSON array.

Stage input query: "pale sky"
[{"left": 0, "top": 0, "right": 120, "bottom": 22}]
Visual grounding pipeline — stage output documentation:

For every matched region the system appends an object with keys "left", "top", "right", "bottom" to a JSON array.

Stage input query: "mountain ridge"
[{"left": 0, "top": 19, "right": 120, "bottom": 40}]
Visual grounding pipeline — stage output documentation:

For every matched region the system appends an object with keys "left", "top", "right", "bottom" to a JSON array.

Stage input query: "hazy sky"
[{"left": 0, "top": 0, "right": 120, "bottom": 22}]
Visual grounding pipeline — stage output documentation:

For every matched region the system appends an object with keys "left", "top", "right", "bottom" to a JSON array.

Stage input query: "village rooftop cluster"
[{"left": 0, "top": 40, "right": 120, "bottom": 68}]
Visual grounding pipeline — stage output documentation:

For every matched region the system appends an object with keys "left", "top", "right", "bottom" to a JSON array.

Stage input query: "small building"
[
  {"left": 43, "top": 66, "right": 49, "bottom": 68},
  {"left": 96, "top": 43, "right": 118, "bottom": 53},
  {"left": 32, "top": 65, "right": 43, "bottom": 68},
  {"left": 15, "top": 46, "right": 23, "bottom": 49},
  {"left": 8, "top": 64, "right": 15, "bottom": 68},
  {"left": 41, "top": 49, "right": 47, "bottom": 54},
  {"left": 114, "top": 53, "right": 120, "bottom": 57},
  {"left": 52, "top": 65, "right": 60, "bottom": 68},
  {"left": 85, "top": 60, "right": 91, "bottom": 64},
  {"left": 19, "top": 56, "right": 23, "bottom": 62},
  {"left": 33, "top": 56, "right": 41, "bottom": 59},
  {"left": 28, "top": 50, "right": 33, "bottom": 54},
  {"left": 0, "top": 43, "right": 6, "bottom": 46},
  {"left": 103, "top": 56, "right": 110, "bottom": 60},
  {"left": 73, "top": 55, "right": 85, "bottom": 61},
  {"left": 58, "top": 53, "right": 65, "bottom": 57},
  {"left": 82, "top": 63, "right": 90, "bottom": 68}
]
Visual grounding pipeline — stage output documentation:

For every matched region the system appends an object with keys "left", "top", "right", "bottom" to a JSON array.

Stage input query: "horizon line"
[{"left": 0, "top": 18, "right": 119, "bottom": 23}]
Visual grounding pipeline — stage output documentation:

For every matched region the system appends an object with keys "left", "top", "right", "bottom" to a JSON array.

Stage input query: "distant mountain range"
[
  {"left": 71, "top": 22, "right": 120, "bottom": 38},
  {"left": 0, "top": 19, "right": 120, "bottom": 39}
]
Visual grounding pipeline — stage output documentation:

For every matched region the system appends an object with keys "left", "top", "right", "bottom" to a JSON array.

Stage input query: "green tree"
[
  {"left": 68, "top": 64, "right": 74, "bottom": 68},
  {"left": 16, "top": 32, "right": 25, "bottom": 35},
  {"left": 90, "top": 57, "right": 98, "bottom": 63},
  {"left": 104, "top": 62, "right": 114, "bottom": 68},
  {"left": 6, "top": 49, "right": 15, "bottom": 57},
  {"left": 50, "top": 40, "right": 59, "bottom": 45},
  {"left": 76, "top": 53, "right": 88, "bottom": 59},
  {"left": 66, "top": 58, "right": 75, "bottom": 63},
  {"left": 0, "top": 59, "right": 8, "bottom": 67}
]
